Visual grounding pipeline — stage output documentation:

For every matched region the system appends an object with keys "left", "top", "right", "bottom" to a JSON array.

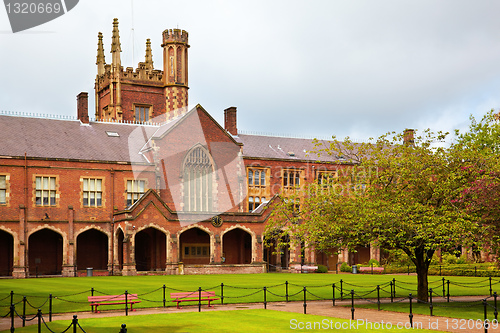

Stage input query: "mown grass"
[
  {"left": 0, "top": 309, "right": 437, "bottom": 333},
  {"left": 0, "top": 273, "right": 497, "bottom": 316}
]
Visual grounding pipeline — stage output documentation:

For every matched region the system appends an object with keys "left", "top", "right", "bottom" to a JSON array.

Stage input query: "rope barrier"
[
  {"left": 26, "top": 297, "right": 49, "bottom": 309},
  {"left": 137, "top": 286, "right": 163, "bottom": 296},
  {"left": 222, "top": 289, "right": 263, "bottom": 299}
]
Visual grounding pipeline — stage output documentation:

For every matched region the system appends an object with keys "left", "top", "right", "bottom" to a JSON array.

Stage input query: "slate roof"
[{"left": 237, "top": 134, "right": 344, "bottom": 163}]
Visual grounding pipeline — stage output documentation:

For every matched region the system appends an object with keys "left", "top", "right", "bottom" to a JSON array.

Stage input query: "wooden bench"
[
  {"left": 359, "top": 266, "right": 385, "bottom": 274},
  {"left": 170, "top": 291, "right": 219, "bottom": 309},
  {"left": 88, "top": 294, "right": 141, "bottom": 313}
]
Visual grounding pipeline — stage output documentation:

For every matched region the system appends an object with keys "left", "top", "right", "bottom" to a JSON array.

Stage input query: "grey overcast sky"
[{"left": 1, "top": 0, "right": 500, "bottom": 142}]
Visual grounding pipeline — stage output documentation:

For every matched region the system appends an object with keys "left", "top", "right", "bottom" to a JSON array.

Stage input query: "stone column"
[{"left": 13, "top": 205, "right": 27, "bottom": 278}]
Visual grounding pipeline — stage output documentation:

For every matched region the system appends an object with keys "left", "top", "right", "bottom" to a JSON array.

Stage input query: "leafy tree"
[
  {"left": 455, "top": 110, "right": 500, "bottom": 261},
  {"left": 266, "top": 130, "right": 479, "bottom": 302}
]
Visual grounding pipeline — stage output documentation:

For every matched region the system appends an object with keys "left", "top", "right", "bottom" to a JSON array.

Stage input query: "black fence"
[{"left": 2, "top": 277, "right": 500, "bottom": 332}]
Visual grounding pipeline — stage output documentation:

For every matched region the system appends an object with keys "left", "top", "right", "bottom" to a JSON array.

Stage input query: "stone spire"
[
  {"left": 111, "top": 18, "right": 121, "bottom": 67},
  {"left": 144, "top": 39, "right": 153, "bottom": 70},
  {"left": 96, "top": 32, "right": 105, "bottom": 76}
]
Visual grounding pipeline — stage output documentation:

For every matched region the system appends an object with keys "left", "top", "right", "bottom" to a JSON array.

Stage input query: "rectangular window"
[
  {"left": 135, "top": 106, "right": 150, "bottom": 123},
  {"left": 248, "top": 196, "right": 266, "bottom": 211},
  {"left": 35, "top": 176, "right": 56, "bottom": 206},
  {"left": 183, "top": 244, "right": 210, "bottom": 258},
  {"left": 0, "top": 175, "right": 6, "bottom": 205},
  {"left": 317, "top": 171, "right": 338, "bottom": 188},
  {"left": 283, "top": 170, "right": 301, "bottom": 189},
  {"left": 248, "top": 168, "right": 267, "bottom": 188},
  {"left": 83, "top": 178, "right": 102, "bottom": 207},
  {"left": 126, "top": 179, "right": 146, "bottom": 206}
]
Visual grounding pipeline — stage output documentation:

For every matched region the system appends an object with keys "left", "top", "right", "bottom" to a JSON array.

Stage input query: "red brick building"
[{"left": 0, "top": 20, "right": 377, "bottom": 278}]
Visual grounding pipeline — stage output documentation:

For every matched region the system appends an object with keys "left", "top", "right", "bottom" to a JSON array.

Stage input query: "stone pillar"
[
  {"left": 13, "top": 205, "right": 27, "bottom": 278},
  {"left": 62, "top": 206, "right": 75, "bottom": 277},
  {"left": 121, "top": 229, "right": 137, "bottom": 276},
  {"left": 213, "top": 234, "right": 222, "bottom": 264}
]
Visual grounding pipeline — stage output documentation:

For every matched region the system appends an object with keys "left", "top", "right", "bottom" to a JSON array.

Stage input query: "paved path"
[{"left": 1, "top": 296, "right": 498, "bottom": 332}]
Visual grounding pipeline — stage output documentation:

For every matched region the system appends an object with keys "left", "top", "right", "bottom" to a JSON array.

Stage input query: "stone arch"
[
  {"left": 178, "top": 225, "right": 213, "bottom": 264},
  {"left": 0, "top": 227, "right": 16, "bottom": 276},
  {"left": 75, "top": 228, "right": 109, "bottom": 270},
  {"left": 132, "top": 224, "right": 168, "bottom": 271},
  {"left": 221, "top": 225, "right": 254, "bottom": 265},
  {"left": 28, "top": 226, "right": 66, "bottom": 276}
]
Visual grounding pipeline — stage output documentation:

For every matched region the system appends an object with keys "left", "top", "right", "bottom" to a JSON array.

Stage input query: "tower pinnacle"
[
  {"left": 144, "top": 39, "right": 153, "bottom": 70},
  {"left": 96, "top": 32, "right": 105, "bottom": 76},
  {"left": 111, "top": 18, "right": 121, "bottom": 67}
]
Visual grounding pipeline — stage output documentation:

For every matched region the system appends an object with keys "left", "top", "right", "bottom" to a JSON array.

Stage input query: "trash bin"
[
  {"left": 352, "top": 265, "right": 357, "bottom": 274},
  {"left": 86, "top": 267, "right": 93, "bottom": 277}
]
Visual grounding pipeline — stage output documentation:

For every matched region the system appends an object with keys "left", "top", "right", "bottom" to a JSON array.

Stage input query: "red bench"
[
  {"left": 359, "top": 266, "right": 384, "bottom": 274},
  {"left": 88, "top": 294, "right": 141, "bottom": 313},
  {"left": 170, "top": 291, "right": 219, "bottom": 309}
]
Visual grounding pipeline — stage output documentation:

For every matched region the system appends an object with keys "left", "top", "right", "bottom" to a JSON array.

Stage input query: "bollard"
[
  {"left": 10, "top": 304, "right": 14, "bottom": 333},
  {"left": 221, "top": 283, "right": 224, "bottom": 305},
  {"left": 429, "top": 288, "right": 433, "bottom": 316},
  {"left": 120, "top": 323, "right": 127, "bottom": 333},
  {"left": 409, "top": 293, "right": 413, "bottom": 328},
  {"left": 285, "top": 281, "right": 289, "bottom": 303},
  {"left": 49, "top": 294, "right": 53, "bottom": 322},
  {"left": 376, "top": 285, "right": 380, "bottom": 311},
  {"left": 263, "top": 287, "right": 267, "bottom": 309},
  {"left": 446, "top": 280, "right": 450, "bottom": 303},
  {"left": 350, "top": 290, "right": 355, "bottom": 320},
  {"left": 37, "top": 309, "right": 41, "bottom": 333},
  {"left": 493, "top": 292, "right": 498, "bottom": 321},
  {"left": 198, "top": 287, "right": 202, "bottom": 313},
  {"left": 303, "top": 287, "right": 307, "bottom": 314},
  {"left": 332, "top": 283, "right": 335, "bottom": 306},
  {"left": 72, "top": 315, "right": 78, "bottom": 333},
  {"left": 340, "top": 279, "right": 343, "bottom": 301},
  {"left": 483, "top": 299, "right": 488, "bottom": 333},
  {"left": 163, "top": 284, "right": 166, "bottom": 308},
  {"left": 125, "top": 290, "right": 128, "bottom": 316},
  {"left": 22, "top": 296, "right": 26, "bottom": 327}
]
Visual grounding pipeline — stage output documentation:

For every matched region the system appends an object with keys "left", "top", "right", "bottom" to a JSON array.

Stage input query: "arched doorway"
[
  {"left": 0, "top": 230, "right": 13, "bottom": 276},
  {"left": 222, "top": 229, "right": 251, "bottom": 264},
  {"left": 349, "top": 245, "right": 370, "bottom": 265},
  {"left": 264, "top": 234, "right": 290, "bottom": 271},
  {"left": 315, "top": 248, "right": 338, "bottom": 271},
  {"left": 28, "top": 229, "right": 63, "bottom": 276},
  {"left": 76, "top": 229, "right": 108, "bottom": 270},
  {"left": 135, "top": 227, "right": 166, "bottom": 271},
  {"left": 116, "top": 229, "right": 124, "bottom": 270},
  {"left": 179, "top": 227, "right": 210, "bottom": 264}
]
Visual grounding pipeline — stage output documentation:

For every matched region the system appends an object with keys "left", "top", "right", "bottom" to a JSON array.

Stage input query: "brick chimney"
[
  {"left": 403, "top": 128, "right": 414, "bottom": 145},
  {"left": 77, "top": 92, "right": 89, "bottom": 124},
  {"left": 224, "top": 106, "right": 237, "bottom": 135}
]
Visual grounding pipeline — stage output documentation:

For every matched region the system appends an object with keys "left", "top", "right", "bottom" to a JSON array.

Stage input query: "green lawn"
[
  {"left": 353, "top": 301, "right": 499, "bottom": 321},
  {"left": 0, "top": 273, "right": 497, "bottom": 316},
  {"left": 0, "top": 309, "right": 436, "bottom": 332}
]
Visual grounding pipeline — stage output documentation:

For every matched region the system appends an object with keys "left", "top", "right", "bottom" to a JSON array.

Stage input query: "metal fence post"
[
  {"left": 163, "top": 284, "right": 166, "bottom": 308},
  {"left": 489, "top": 277, "right": 492, "bottom": 297},
  {"left": 340, "top": 279, "right": 343, "bottom": 301},
  {"left": 303, "top": 287, "right": 307, "bottom": 314},
  {"left": 120, "top": 323, "right": 127, "bottom": 333},
  {"left": 483, "top": 299, "right": 488, "bottom": 333},
  {"left": 263, "top": 287, "right": 267, "bottom": 309},
  {"left": 90, "top": 288, "right": 94, "bottom": 313},
  {"left": 72, "top": 315, "right": 78, "bottom": 333},
  {"left": 446, "top": 280, "right": 450, "bottom": 303},
  {"left": 332, "top": 283, "right": 335, "bottom": 306},
  {"left": 409, "top": 293, "right": 413, "bottom": 328},
  {"left": 350, "top": 290, "right": 355, "bottom": 320},
  {"left": 493, "top": 292, "right": 498, "bottom": 321},
  {"left": 429, "top": 288, "right": 433, "bottom": 316},
  {"left": 125, "top": 290, "right": 128, "bottom": 316},
  {"left": 393, "top": 278, "right": 396, "bottom": 298},
  {"left": 10, "top": 291, "right": 13, "bottom": 308},
  {"left": 285, "top": 281, "right": 289, "bottom": 303},
  {"left": 49, "top": 294, "right": 53, "bottom": 322},
  {"left": 376, "top": 285, "right": 380, "bottom": 311},
  {"left": 37, "top": 309, "right": 41, "bottom": 333},
  {"left": 22, "top": 296, "right": 26, "bottom": 327},
  {"left": 10, "top": 304, "right": 14, "bottom": 333},
  {"left": 198, "top": 287, "right": 202, "bottom": 313},
  {"left": 442, "top": 277, "right": 445, "bottom": 298},
  {"left": 390, "top": 281, "right": 393, "bottom": 303},
  {"left": 221, "top": 283, "right": 224, "bottom": 305}
]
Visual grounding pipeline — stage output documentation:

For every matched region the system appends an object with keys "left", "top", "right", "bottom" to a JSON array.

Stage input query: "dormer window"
[{"left": 135, "top": 105, "right": 151, "bottom": 123}]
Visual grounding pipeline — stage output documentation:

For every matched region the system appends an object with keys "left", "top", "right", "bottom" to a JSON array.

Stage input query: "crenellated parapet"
[{"left": 162, "top": 29, "right": 189, "bottom": 46}]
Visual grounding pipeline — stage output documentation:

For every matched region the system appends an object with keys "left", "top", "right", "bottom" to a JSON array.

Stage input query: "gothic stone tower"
[{"left": 94, "top": 19, "right": 190, "bottom": 123}]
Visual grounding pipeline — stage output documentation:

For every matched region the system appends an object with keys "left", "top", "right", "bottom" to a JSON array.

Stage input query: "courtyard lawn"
[
  {"left": 0, "top": 273, "right": 497, "bottom": 316},
  {"left": 0, "top": 309, "right": 436, "bottom": 333},
  {"left": 352, "top": 301, "right": 499, "bottom": 321}
]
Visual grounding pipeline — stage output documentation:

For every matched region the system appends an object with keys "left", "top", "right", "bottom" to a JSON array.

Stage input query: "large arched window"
[{"left": 183, "top": 146, "right": 214, "bottom": 212}]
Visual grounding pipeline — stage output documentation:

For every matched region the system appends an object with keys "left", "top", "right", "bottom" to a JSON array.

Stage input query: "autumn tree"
[{"left": 266, "top": 129, "right": 479, "bottom": 302}]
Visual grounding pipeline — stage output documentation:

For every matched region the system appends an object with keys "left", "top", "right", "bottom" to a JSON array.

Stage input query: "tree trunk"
[{"left": 414, "top": 246, "right": 429, "bottom": 302}]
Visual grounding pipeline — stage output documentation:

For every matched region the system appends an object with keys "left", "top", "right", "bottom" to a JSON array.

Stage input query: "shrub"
[
  {"left": 368, "top": 259, "right": 380, "bottom": 267},
  {"left": 316, "top": 265, "right": 328, "bottom": 273},
  {"left": 340, "top": 262, "right": 351, "bottom": 272},
  {"left": 442, "top": 253, "right": 458, "bottom": 265}
]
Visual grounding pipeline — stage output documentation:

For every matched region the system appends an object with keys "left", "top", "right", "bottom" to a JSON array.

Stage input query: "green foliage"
[
  {"left": 367, "top": 259, "right": 380, "bottom": 267},
  {"left": 442, "top": 253, "right": 458, "bottom": 265},
  {"left": 315, "top": 264, "right": 328, "bottom": 273},
  {"left": 340, "top": 262, "right": 351, "bottom": 272}
]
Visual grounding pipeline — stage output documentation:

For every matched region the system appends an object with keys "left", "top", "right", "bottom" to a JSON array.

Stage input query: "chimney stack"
[
  {"left": 403, "top": 128, "right": 414, "bottom": 145},
  {"left": 77, "top": 92, "right": 89, "bottom": 124},
  {"left": 224, "top": 106, "right": 237, "bottom": 135}
]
